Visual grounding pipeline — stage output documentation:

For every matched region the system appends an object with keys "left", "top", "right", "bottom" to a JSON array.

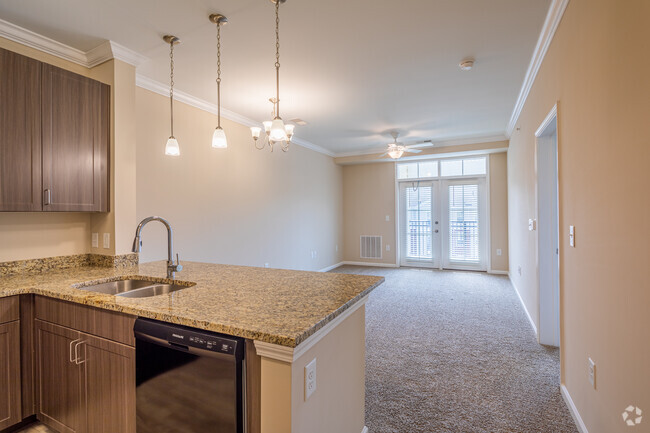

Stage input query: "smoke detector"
[{"left": 459, "top": 58, "right": 475, "bottom": 71}]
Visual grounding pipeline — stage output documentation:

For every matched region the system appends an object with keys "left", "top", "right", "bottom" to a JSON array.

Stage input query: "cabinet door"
[
  {"left": 41, "top": 64, "right": 109, "bottom": 212},
  {"left": 79, "top": 332, "right": 135, "bottom": 433},
  {"left": 0, "top": 48, "right": 42, "bottom": 211},
  {"left": 35, "top": 320, "right": 85, "bottom": 433},
  {"left": 0, "top": 321, "right": 21, "bottom": 430}
]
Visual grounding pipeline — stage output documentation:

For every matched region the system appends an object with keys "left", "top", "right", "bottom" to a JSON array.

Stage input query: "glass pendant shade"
[
  {"left": 263, "top": 121, "right": 273, "bottom": 134},
  {"left": 388, "top": 148, "right": 404, "bottom": 159},
  {"left": 251, "top": 127, "right": 262, "bottom": 140},
  {"left": 212, "top": 127, "right": 228, "bottom": 149},
  {"left": 284, "top": 124, "right": 295, "bottom": 140},
  {"left": 165, "top": 137, "right": 180, "bottom": 156},
  {"left": 270, "top": 118, "right": 288, "bottom": 142}
]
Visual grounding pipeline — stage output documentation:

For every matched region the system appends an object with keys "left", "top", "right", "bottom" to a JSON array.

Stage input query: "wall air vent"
[{"left": 360, "top": 236, "right": 382, "bottom": 259}]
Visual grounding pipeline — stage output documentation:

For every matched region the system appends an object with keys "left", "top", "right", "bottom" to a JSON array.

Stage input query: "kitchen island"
[{"left": 0, "top": 260, "right": 384, "bottom": 433}]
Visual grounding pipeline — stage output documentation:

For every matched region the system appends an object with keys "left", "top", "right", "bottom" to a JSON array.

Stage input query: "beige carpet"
[{"left": 331, "top": 266, "right": 578, "bottom": 433}]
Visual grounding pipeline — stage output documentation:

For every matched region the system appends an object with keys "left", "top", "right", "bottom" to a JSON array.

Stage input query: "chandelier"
[{"left": 250, "top": 0, "right": 295, "bottom": 152}]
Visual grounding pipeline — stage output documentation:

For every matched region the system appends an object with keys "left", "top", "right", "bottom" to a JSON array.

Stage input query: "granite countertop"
[{"left": 0, "top": 261, "right": 384, "bottom": 347}]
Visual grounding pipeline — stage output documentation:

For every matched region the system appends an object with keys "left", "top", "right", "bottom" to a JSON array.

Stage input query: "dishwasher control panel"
[{"left": 135, "top": 318, "right": 242, "bottom": 357}]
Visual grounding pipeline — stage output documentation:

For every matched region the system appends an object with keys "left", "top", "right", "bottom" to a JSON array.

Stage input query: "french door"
[
  {"left": 399, "top": 178, "right": 487, "bottom": 271},
  {"left": 441, "top": 179, "right": 487, "bottom": 270},
  {"left": 399, "top": 181, "right": 440, "bottom": 268}
]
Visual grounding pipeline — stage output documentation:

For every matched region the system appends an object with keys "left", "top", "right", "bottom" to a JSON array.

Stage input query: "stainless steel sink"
[{"left": 76, "top": 278, "right": 194, "bottom": 298}]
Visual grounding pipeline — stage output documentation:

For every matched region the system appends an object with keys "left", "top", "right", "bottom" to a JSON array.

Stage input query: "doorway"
[
  {"left": 399, "top": 180, "right": 440, "bottom": 268},
  {"left": 536, "top": 105, "right": 560, "bottom": 347}
]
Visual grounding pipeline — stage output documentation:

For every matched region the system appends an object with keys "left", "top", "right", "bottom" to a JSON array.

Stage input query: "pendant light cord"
[
  {"left": 217, "top": 22, "right": 222, "bottom": 129},
  {"left": 169, "top": 41, "right": 175, "bottom": 137},
  {"left": 275, "top": 0, "right": 281, "bottom": 119}
]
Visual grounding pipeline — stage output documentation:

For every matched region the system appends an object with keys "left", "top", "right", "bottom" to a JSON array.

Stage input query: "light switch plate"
[
  {"left": 305, "top": 358, "right": 317, "bottom": 401},
  {"left": 528, "top": 219, "right": 536, "bottom": 231},
  {"left": 103, "top": 233, "right": 110, "bottom": 249},
  {"left": 496, "top": 249, "right": 502, "bottom": 256},
  {"left": 91, "top": 233, "right": 99, "bottom": 248},
  {"left": 569, "top": 225, "right": 575, "bottom": 247},
  {"left": 385, "top": 215, "right": 390, "bottom": 222}
]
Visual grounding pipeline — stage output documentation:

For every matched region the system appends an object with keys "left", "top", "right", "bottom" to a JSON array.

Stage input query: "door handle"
[
  {"left": 69, "top": 338, "right": 81, "bottom": 363},
  {"left": 43, "top": 189, "right": 52, "bottom": 205},
  {"left": 434, "top": 229, "right": 439, "bottom": 233},
  {"left": 74, "top": 341, "right": 87, "bottom": 365}
]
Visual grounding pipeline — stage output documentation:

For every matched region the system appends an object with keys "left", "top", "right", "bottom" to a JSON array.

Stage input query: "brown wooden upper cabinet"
[{"left": 0, "top": 48, "right": 110, "bottom": 212}]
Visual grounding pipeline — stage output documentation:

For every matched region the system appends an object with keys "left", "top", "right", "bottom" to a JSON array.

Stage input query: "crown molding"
[
  {"left": 135, "top": 73, "right": 336, "bottom": 157},
  {"left": 334, "top": 134, "right": 508, "bottom": 159},
  {"left": 0, "top": 18, "right": 147, "bottom": 68},
  {"left": 506, "top": 0, "right": 570, "bottom": 137},
  {"left": 0, "top": 18, "right": 87, "bottom": 65}
]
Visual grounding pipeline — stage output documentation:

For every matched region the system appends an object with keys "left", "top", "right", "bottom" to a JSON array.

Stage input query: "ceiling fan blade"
[
  {"left": 407, "top": 140, "right": 433, "bottom": 149},
  {"left": 405, "top": 148, "right": 422, "bottom": 153}
]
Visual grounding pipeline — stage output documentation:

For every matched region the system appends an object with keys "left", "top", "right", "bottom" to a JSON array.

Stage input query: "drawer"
[
  {"left": 0, "top": 296, "right": 19, "bottom": 324},
  {"left": 35, "top": 296, "right": 136, "bottom": 346}
]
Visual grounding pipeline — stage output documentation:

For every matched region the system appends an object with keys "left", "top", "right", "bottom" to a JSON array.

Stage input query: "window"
[{"left": 398, "top": 157, "right": 486, "bottom": 180}]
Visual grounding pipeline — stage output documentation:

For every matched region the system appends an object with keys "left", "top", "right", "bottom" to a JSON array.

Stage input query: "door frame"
[{"left": 535, "top": 103, "right": 561, "bottom": 347}]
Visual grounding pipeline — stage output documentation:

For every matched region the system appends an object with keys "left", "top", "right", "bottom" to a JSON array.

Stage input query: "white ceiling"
[{"left": 0, "top": 0, "right": 550, "bottom": 155}]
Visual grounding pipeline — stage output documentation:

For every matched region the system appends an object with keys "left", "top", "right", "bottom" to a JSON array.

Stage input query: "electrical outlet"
[
  {"left": 305, "top": 358, "right": 317, "bottom": 401},
  {"left": 496, "top": 249, "right": 502, "bottom": 256},
  {"left": 386, "top": 244, "right": 390, "bottom": 252},
  {"left": 588, "top": 358, "right": 596, "bottom": 389},
  {"left": 102, "top": 233, "right": 110, "bottom": 249},
  {"left": 91, "top": 233, "right": 99, "bottom": 248},
  {"left": 385, "top": 215, "right": 390, "bottom": 222}
]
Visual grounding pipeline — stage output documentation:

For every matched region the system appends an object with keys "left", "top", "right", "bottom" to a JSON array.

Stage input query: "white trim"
[
  {"left": 0, "top": 18, "right": 87, "bottom": 66},
  {"left": 561, "top": 385, "right": 589, "bottom": 433},
  {"left": 488, "top": 270, "right": 509, "bottom": 275},
  {"left": 335, "top": 135, "right": 508, "bottom": 158},
  {"left": 254, "top": 296, "right": 369, "bottom": 362},
  {"left": 361, "top": 427, "right": 369, "bottom": 433},
  {"left": 318, "top": 262, "right": 344, "bottom": 272},
  {"left": 0, "top": 19, "right": 148, "bottom": 67},
  {"left": 135, "top": 74, "right": 336, "bottom": 157},
  {"left": 340, "top": 261, "right": 399, "bottom": 268},
  {"left": 506, "top": 0, "right": 570, "bottom": 137},
  {"left": 535, "top": 103, "right": 559, "bottom": 137},
  {"left": 509, "top": 273, "right": 538, "bottom": 336}
]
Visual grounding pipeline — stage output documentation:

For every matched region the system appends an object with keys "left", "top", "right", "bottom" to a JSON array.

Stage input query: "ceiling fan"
[{"left": 381, "top": 132, "right": 432, "bottom": 159}]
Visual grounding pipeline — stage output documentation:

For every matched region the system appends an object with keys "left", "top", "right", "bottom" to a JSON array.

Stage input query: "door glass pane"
[
  {"left": 418, "top": 161, "right": 438, "bottom": 177},
  {"left": 440, "top": 160, "right": 462, "bottom": 176},
  {"left": 397, "top": 163, "right": 418, "bottom": 179},
  {"left": 463, "top": 158, "right": 486, "bottom": 175},
  {"left": 448, "top": 184, "right": 480, "bottom": 262},
  {"left": 405, "top": 185, "right": 432, "bottom": 259}
]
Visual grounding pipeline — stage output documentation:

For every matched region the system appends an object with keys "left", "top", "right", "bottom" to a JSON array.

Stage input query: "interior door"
[
  {"left": 399, "top": 181, "right": 440, "bottom": 268},
  {"left": 442, "top": 179, "right": 487, "bottom": 270}
]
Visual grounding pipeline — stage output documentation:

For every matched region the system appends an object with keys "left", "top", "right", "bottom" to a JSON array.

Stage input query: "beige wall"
[
  {"left": 135, "top": 88, "right": 343, "bottom": 271},
  {"left": 489, "top": 153, "right": 509, "bottom": 272},
  {"left": 0, "top": 37, "right": 112, "bottom": 262},
  {"left": 507, "top": 0, "right": 650, "bottom": 431},
  {"left": 342, "top": 150, "right": 509, "bottom": 272},
  {"left": 342, "top": 162, "right": 397, "bottom": 265}
]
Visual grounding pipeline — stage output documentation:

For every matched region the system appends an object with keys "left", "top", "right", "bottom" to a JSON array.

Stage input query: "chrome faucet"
[{"left": 132, "top": 216, "right": 183, "bottom": 278}]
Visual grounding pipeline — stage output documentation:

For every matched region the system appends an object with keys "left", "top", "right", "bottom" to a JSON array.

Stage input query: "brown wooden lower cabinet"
[
  {"left": 35, "top": 319, "right": 136, "bottom": 433},
  {"left": 0, "top": 320, "right": 22, "bottom": 430}
]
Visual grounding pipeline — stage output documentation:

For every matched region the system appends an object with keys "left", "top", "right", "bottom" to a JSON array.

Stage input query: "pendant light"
[
  {"left": 163, "top": 35, "right": 181, "bottom": 156},
  {"left": 209, "top": 13, "right": 229, "bottom": 149},
  {"left": 251, "top": 0, "right": 295, "bottom": 152}
]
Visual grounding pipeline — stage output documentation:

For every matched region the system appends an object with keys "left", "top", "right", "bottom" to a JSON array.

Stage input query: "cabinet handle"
[
  {"left": 74, "top": 341, "right": 86, "bottom": 365},
  {"left": 44, "top": 189, "right": 52, "bottom": 206},
  {"left": 69, "top": 338, "right": 81, "bottom": 363}
]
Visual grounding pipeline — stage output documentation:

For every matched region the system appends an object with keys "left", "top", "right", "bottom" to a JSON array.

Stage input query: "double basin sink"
[{"left": 76, "top": 278, "right": 195, "bottom": 298}]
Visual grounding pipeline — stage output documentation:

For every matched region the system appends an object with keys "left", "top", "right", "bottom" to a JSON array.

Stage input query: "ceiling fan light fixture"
[{"left": 388, "top": 147, "right": 404, "bottom": 159}]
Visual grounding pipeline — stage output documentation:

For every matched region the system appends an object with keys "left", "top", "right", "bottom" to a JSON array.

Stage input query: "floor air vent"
[{"left": 360, "top": 236, "right": 382, "bottom": 259}]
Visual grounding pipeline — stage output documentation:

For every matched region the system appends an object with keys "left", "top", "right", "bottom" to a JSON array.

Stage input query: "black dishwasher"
[{"left": 134, "top": 318, "right": 245, "bottom": 433}]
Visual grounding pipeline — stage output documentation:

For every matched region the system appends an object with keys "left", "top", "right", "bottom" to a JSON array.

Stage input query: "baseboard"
[
  {"left": 318, "top": 262, "right": 344, "bottom": 272},
  {"left": 361, "top": 426, "right": 369, "bottom": 433},
  {"left": 561, "top": 385, "right": 589, "bottom": 433},
  {"left": 341, "top": 261, "right": 399, "bottom": 268},
  {"left": 508, "top": 273, "right": 538, "bottom": 336},
  {"left": 488, "top": 269, "right": 509, "bottom": 275}
]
